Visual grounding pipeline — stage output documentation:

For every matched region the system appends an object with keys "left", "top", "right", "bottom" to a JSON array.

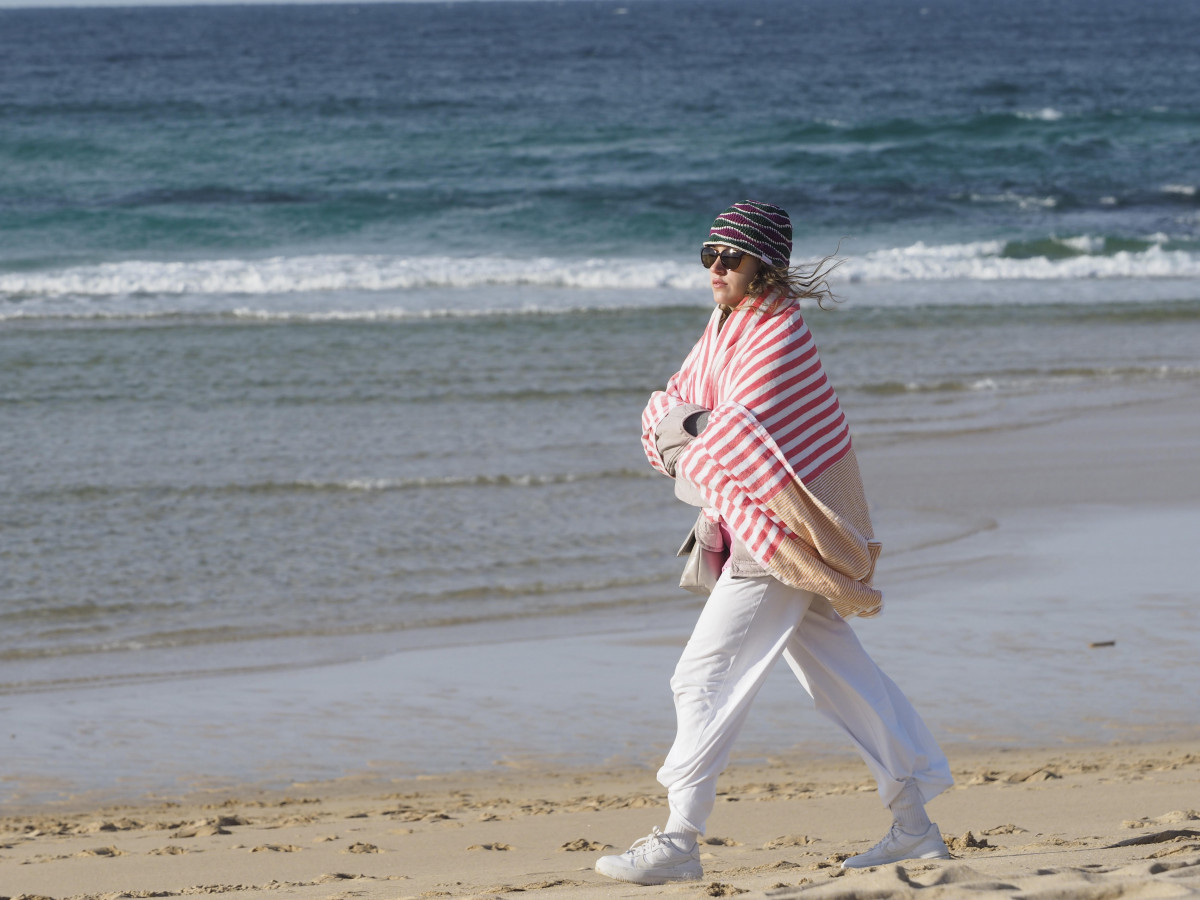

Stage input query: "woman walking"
[{"left": 595, "top": 201, "right": 954, "bottom": 885}]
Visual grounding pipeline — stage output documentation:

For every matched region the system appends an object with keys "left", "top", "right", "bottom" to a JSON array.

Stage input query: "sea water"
[{"left": 2, "top": 0, "right": 1199, "bottom": 798}]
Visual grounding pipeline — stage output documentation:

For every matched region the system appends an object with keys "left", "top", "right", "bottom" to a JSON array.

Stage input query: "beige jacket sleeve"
[{"left": 653, "top": 402, "right": 709, "bottom": 477}]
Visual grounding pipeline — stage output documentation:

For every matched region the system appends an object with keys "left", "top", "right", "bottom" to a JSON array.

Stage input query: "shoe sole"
[
  {"left": 594, "top": 861, "right": 703, "bottom": 884},
  {"left": 842, "top": 848, "right": 951, "bottom": 869}
]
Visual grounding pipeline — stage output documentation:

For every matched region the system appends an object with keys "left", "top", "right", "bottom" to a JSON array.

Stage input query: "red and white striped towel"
[{"left": 642, "top": 300, "right": 883, "bottom": 617}]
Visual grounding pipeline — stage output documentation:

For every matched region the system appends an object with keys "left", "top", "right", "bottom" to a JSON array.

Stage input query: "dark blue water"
[{"left": 1, "top": 0, "right": 1197, "bottom": 273}]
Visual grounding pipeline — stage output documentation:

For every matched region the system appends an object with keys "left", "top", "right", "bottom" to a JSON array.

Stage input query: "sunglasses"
[{"left": 700, "top": 246, "right": 752, "bottom": 272}]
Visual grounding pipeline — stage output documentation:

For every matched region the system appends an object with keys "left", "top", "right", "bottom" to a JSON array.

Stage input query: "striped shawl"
[{"left": 642, "top": 300, "right": 883, "bottom": 618}]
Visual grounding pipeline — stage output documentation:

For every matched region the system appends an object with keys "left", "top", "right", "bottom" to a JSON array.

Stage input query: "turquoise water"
[{"left": 2, "top": 0, "right": 1198, "bottom": 278}]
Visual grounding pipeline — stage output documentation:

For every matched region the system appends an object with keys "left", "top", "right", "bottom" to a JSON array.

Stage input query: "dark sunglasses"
[{"left": 700, "top": 246, "right": 751, "bottom": 272}]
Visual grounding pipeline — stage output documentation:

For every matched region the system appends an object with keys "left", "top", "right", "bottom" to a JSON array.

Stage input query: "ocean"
[{"left": 2, "top": 0, "right": 1199, "bottom": 797}]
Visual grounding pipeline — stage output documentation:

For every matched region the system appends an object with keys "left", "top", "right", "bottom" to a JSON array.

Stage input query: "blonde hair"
[{"left": 742, "top": 251, "right": 843, "bottom": 314}]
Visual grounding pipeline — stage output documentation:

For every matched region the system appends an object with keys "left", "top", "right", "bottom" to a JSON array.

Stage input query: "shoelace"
[
  {"left": 627, "top": 827, "right": 671, "bottom": 859},
  {"left": 864, "top": 822, "right": 905, "bottom": 853}
]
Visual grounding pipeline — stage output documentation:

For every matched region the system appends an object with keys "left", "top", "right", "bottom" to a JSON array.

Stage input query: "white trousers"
[{"left": 657, "top": 573, "right": 954, "bottom": 835}]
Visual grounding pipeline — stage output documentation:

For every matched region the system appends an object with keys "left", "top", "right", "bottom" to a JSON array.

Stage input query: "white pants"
[{"left": 657, "top": 573, "right": 953, "bottom": 835}]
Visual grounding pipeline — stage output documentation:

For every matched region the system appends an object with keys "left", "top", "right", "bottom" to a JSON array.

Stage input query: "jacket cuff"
[{"left": 655, "top": 402, "right": 710, "bottom": 476}]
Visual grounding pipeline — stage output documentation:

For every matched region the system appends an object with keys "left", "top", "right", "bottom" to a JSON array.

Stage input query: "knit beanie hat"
[{"left": 704, "top": 200, "right": 792, "bottom": 267}]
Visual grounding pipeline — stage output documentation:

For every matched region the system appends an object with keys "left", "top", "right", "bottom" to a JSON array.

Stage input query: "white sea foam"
[
  {"left": 1059, "top": 235, "right": 1104, "bottom": 253},
  {"left": 228, "top": 306, "right": 577, "bottom": 322},
  {"left": 843, "top": 239, "right": 1200, "bottom": 282},
  {"left": 964, "top": 190, "right": 1059, "bottom": 209},
  {"left": 291, "top": 471, "right": 645, "bottom": 492},
  {"left": 2, "top": 239, "right": 1199, "bottom": 320},
  {"left": 1016, "top": 107, "right": 1064, "bottom": 121},
  {"left": 0, "top": 255, "right": 705, "bottom": 299}
]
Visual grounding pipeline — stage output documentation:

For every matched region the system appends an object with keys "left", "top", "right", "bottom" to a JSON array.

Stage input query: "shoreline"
[
  {"left": 6, "top": 500, "right": 1197, "bottom": 811},
  {"left": 7, "top": 733, "right": 1200, "bottom": 821},
  {"left": 3, "top": 389, "right": 1197, "bottom": 900},
  {"left": 4, "top": 391, "right": 1199, "bottom": 810}
]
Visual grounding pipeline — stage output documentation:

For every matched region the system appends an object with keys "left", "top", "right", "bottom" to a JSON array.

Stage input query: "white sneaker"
[
  {"left": 841, "top": 822, "right": 950, "bottom": 869},
  {"left": 594, "top": 827, "right": 703, "bottom": 884}
]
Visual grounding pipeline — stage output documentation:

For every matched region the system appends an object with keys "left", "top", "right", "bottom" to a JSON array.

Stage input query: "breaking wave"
[{"left": 2, "top": 236, "right": 1198, "bottom": 321}]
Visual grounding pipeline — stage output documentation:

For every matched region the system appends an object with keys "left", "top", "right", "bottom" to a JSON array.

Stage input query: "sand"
[
  {"left": 2, "top": 742, "right": 1199, "bottom": 899},
  {"left": 4, "top": 392, "right": 1199, "bottom": 898}
]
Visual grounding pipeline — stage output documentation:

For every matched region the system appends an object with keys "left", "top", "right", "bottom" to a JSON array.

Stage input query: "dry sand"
[{"left": 3, "top": 742, "right": 1199, "bottom": 899}]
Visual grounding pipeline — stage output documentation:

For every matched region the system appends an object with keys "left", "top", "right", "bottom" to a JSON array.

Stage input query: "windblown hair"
[{"left": 742, "top": 251, "right": 843, "bottom": 314}]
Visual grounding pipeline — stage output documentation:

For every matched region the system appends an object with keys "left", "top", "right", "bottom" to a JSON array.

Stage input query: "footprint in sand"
[
  {"left": 558, "top": 839, "right": 611, "bottom": 852},
  {"left": 980, "top": 824, "right": 1028, "bottom": 835},
  {"left": 76, "top": 846, "right": 127, "bottom": 858},
  {"left": 945, "top": 832, "right": 992, "bottom": 852},
  {"left": 764, "top": 834, "right": 815, "bottom": 849}
]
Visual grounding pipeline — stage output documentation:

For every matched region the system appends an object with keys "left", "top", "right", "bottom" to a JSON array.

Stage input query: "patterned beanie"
[{"left": 704, "top": 200, "right": 792, "bottom": 267}]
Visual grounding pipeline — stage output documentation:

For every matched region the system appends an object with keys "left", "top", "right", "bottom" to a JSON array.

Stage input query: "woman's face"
[{"left": 707, "top": 245, "right": 760, "bottom": 308}]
